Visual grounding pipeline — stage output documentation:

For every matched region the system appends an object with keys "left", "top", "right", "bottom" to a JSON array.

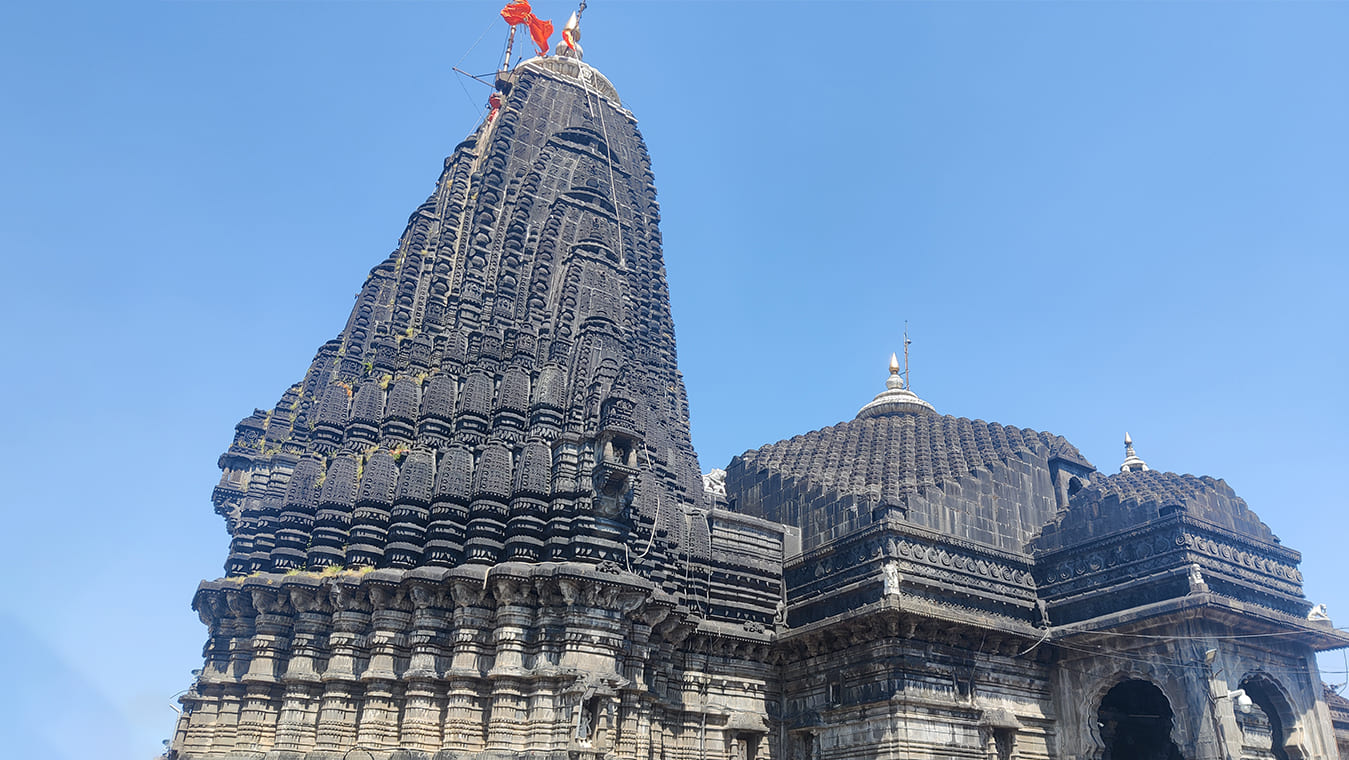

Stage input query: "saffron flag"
[{"left": 500, "top": 0, "right": 554, "bottom": 57}]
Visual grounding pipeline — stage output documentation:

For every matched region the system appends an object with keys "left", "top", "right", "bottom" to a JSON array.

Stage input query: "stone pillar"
[
  {"left": 204, "top": 592, "right": 256, "bottom": 750},
  {"left": 181, "top": 684, "right": 221, "bottom": 757},
  {"left": 215, "top": 684, "right": 246, "bottom": 751},
  {"left": 523, "top": 683, "right": 567, "bottom": 752},
  {"left": 315, "top": 580, "right": 369, "bottom": 748},
  {"left": 1202, "top": 642, "right": 1248, "bottom": 760},
  {"left": 441, "top": 574, "right": 492, "bottom": 751},
  {"left": 238, "top": 585, "right": 290, "bottom": 747},
  {"left": 314, "top": 683, "right": 359, "bottom": 751},
  {"left": 170, "top": 691, "right": 195, "bottom": 756},
  {"left": 355, "top": 680, "right": 401, "bottom": 749},
  {"left": 615, "top": 690, "right": 642, "bottom": 758},
  {"left": 485, "top": 573, "right": 538, "bottom": 751},
  {"left": 236, "top": 682, "right": 280, "bottom": 750},
  {"left": 485, "top": 676, "right": 529, "bottom": 752},
  {"left": 182, "top": 589, "right": 231, "bottom": 753},
  {"left": 401, "top": 682, "right": 445, "bottom": 753},
  {"left": 616, "top": 605, "right": 667, "bottom": 759},
  {"left": 356, "top": 581, "right": 411, "bottom": 748},
  {"left": 273, "top": 582, "right": 329, "bottom": 752},
  {"left": 271, "top": 682, "right": 321, "bottom": 754},
  {"left": 400, "top": 578, "right": 449, "bottom": 750}
]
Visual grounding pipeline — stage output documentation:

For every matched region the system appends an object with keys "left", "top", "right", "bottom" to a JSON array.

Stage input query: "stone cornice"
[
  {"left": 193, "top": 561, "right": 673, "bottom": 627},
  {"left": 1048, "top": 592, "right": 1349, "bottom": 652}
]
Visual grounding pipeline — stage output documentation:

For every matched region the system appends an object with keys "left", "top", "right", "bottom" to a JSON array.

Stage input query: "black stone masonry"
[{"left": 213, "top": 57, "right": 704, "bottom": 588}]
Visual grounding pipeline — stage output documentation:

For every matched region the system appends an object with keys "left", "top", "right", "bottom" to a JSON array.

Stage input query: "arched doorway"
[
  {"left": 1097, "top": 679, "right": 1184, "bottom": 760},
  {"left": 1238, "top": 675, "right": 1297, "bottom": 760}
]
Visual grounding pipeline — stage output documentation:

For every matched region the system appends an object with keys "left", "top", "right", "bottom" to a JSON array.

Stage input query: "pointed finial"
[
  {"left": 885, "top": 353, "right": 905, "bottom": 390},
  {"left": 558, "top": 1, "right": 585, "bottom": 58},
  {"left": 857, "top": 347, "right": 935, "bottom": 418},
  {"left": 1120, "top": 431, "right": 1149, "bottom": 473}
]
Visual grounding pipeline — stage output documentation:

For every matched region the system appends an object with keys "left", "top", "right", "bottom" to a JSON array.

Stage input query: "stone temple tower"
[
  {"left": 171, "top": 39, "right": 790, "bottom": 760},
  {"left": 171, "top": 16, "right": 1349, "bottom": 760},
  {"left": 216, "top": 54, "right": 703, "bottom": 585}
]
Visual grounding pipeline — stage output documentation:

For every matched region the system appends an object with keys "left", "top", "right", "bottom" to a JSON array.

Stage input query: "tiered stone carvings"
[
  {"left": 784, "top": 519, "right": 1043, "bottom": 627},
  {"left": 207, "top": 57, "right": 708, "bottom": 590},
  {"left": 1032, "top": 470, "right": 1310, "bottom": 624},
  {"left": 180, "top": 55, "right": 789, "bottom": 760},
  {"left": 177, "top": 564, "right": 699, "bottom": 758}
]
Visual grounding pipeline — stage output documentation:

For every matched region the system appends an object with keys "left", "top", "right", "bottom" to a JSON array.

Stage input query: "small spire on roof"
[
  {"left": 857, "top": 351, "right": 935, "bottom": 419},
  {"left": 1120, "top": 432, "right": 1149, "bottom": 473},
  {"left": 558, "top": 1, "right": 585, "bottom": 59}
]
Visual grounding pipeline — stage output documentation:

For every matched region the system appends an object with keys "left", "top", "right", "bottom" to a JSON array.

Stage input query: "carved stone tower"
[
  {"left": 171, "top": 21, "right": 1349, "bottom": 760},
  {"left": 171, "top": 49, "right": 788, "bottom": 760},
  {"left": 216, "top": 52, "right": 702, "bottom": 584}
]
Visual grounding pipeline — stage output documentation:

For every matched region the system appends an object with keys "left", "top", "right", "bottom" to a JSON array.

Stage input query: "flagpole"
[{"left": 501, "top": 25, "right": 516, "bottom": 73}]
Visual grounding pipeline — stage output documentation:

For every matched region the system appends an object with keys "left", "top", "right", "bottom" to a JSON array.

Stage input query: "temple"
[{"left": 168, "top": 17, "right": 1349, "bottom": 760}]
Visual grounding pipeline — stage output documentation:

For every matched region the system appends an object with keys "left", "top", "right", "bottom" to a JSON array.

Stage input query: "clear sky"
[{"left": 1, "top": 2, "right": 1346, "bottom": 758}]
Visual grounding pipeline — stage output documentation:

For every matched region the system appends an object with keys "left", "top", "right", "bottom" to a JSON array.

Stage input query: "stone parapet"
[
  {"left": 785, "top": 517, "right": 1039, "bottom": 627},
  {"left": 1033, "top": 512, "right": 1308, "bottom": 625}
]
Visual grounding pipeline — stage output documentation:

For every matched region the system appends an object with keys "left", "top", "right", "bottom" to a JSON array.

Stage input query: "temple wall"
[
  {"left": 776, "top": 611, "right": 1057, "bottom": 760},
  {"left": 173, "top": 565, "right": 775, "bottom": 760},
  {"left": 1051, "top": 622, "right": 1341, "bottom": 760}
]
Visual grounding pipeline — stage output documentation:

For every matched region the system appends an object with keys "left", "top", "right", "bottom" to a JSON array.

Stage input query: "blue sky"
[{"left": 1, "top": 2, "right": 1346, "bottom": 758}]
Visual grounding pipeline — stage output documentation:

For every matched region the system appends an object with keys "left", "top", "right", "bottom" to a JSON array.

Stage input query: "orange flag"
[
  {"left": 500, "top": 0, "right": 554, "bottom": 57},
  {"left": 499, "top": 0, "right": 532, "bottom": 25}
]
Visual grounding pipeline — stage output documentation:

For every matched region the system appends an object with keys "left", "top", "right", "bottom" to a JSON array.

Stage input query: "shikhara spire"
[
  {"left": 212, "top": 52, "right": 705, "bottom": 586},
  {"left": 176, "top": 40, "right": 799, "bottom": 760}
]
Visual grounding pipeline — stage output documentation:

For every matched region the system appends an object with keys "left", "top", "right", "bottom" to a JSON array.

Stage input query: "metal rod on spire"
[
  {"left": 903, "top": 321, "right": 912, "bottom": 390},
  {"left": 501, "top": 25, "right": 516, "bottom": 73}
]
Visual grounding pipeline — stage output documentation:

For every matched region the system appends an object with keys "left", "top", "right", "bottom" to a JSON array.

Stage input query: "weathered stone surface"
[
  {"left": 207, "top": 52, "right": 707, "bottom": 587},
  {"left": 727, "top": 413, "right": 1092, "bottom": 554},
  {"left": 175, "top": 51, "right": 784, "bottom": 760}
]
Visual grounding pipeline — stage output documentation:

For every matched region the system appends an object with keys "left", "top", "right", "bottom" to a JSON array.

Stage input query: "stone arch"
[
  {"left": 1239, "top": 671, "right": 1305, "bottom": 760},
  {"left": 1088, "top": 674, "right": 1186, "bottom": 760}
]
